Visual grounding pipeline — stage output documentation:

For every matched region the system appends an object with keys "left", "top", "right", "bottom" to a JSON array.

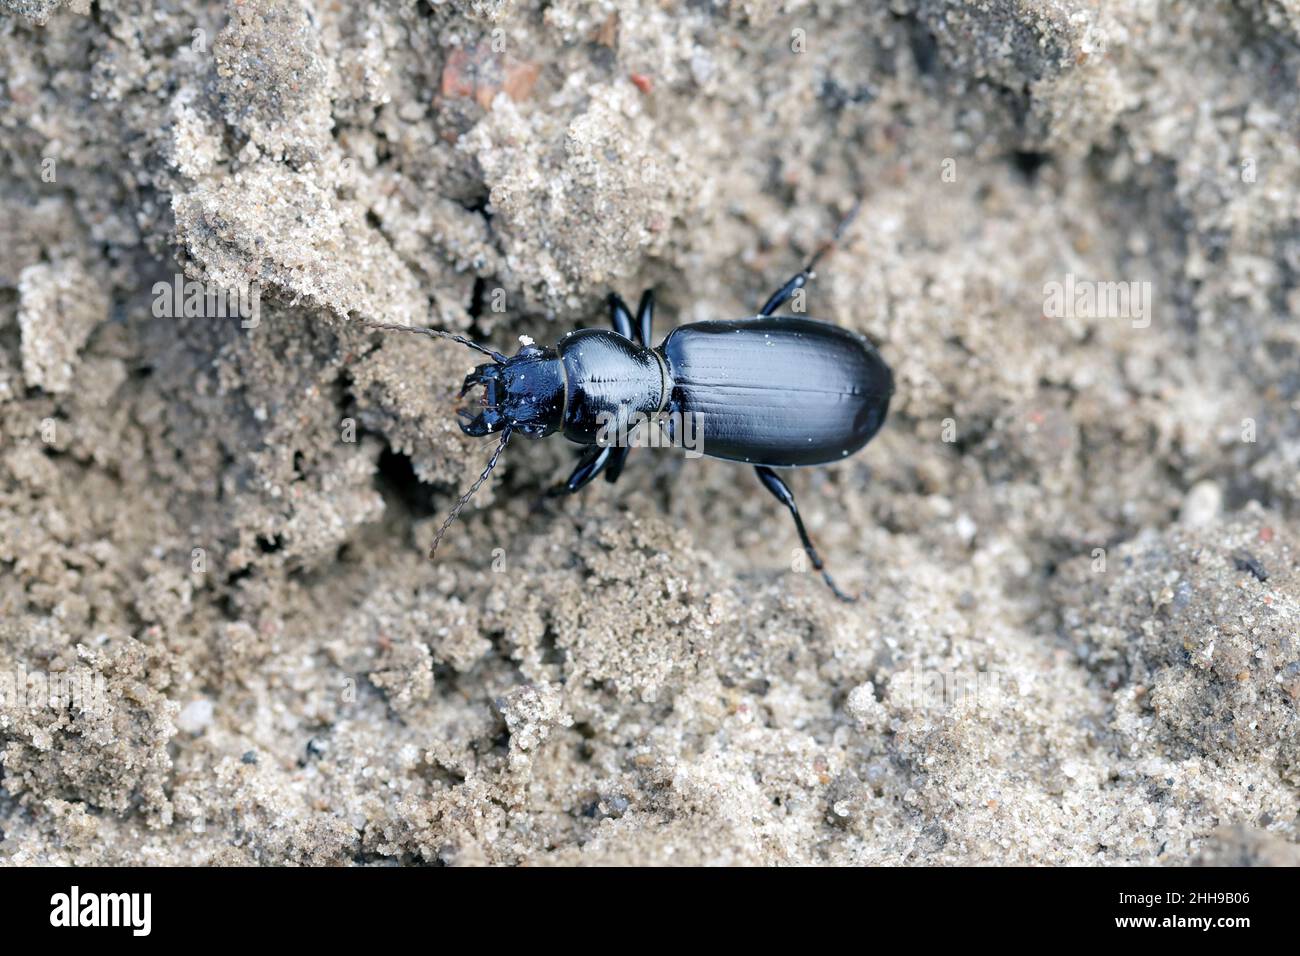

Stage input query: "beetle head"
[{"left": 458, "top": 344, "right": 565, "bottom": 439}]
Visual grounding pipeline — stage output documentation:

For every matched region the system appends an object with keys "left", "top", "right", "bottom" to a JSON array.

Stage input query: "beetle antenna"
[
  {"left": 361, "top": 319, "right": 508, "bottom": 364},
  {"left": 428, "top": 426, "right": 513, "bottom": 560}
]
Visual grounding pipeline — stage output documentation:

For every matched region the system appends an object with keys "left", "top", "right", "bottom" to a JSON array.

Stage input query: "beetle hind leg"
[
  {"left": 754, "top": 466, "right": 858, "bottom": 602},
  {"left": 758, "top": 201, "right": 863, "bottom": 317},
  {"left": 758, "top": 273, "right": 811, "bottom": 317}
]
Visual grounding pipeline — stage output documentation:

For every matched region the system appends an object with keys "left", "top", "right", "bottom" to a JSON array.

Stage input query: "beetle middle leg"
[
  {"left": 634, "top": 290, "right": 654, "bottom": 346},
  {"left": 754, "top": 465, "right": 857, "bottom": 602}
]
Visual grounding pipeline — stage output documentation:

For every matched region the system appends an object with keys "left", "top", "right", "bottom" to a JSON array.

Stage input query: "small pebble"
[
  {"left": 1179, "top": 481, "right": 1221, "bottom": 527},
  {"left": 176, "top": 699, "right": 214, "bottom": 735}
]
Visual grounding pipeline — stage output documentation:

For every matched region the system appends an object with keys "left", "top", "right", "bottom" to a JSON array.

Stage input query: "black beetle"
[{"left": 365, "top": 209, "right": 893, "bottom": 600}]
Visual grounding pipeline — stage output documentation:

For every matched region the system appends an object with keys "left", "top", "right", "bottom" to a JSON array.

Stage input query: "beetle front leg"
[
  {"left": 548, "top": 445, "right": 613, "bottom": 496},
  {"left": 603, "top": 446, "right": 630, "bottom": 484},
  {"left": 608, "top": 293, "right": 635, "bottom": 340},
  {"left": 754, "top": 466, "right": 857, "bottom": 602},
  {"left": 634, "top": 290, "right": 654, "bottom": 347}
]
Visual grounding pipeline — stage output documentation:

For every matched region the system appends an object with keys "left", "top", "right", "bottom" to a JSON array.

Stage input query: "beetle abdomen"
[{"left": 659, "top": 317, "right": 892, "bottom": 467}]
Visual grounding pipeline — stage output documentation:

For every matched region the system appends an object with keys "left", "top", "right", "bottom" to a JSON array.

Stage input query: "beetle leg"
[
  {"left": 758, "top": 272, "right": 810, "bottom": 317},
  {"left": 608, "top": 293, "right": 635, "bottom": 340},
  {"left": 754, "top": 466, "right": 858, "bottom": 602},
  {"left": 759, "top": 201, "right": 863, "bottom": 316},
  {"left": 603, "top": 446, "right": 631, "bottom": 484},
  {"left": 635, "top": 289, "right": 654, "bottom": 347},
  {"left": 548, "top": 445, "right": 614, "bottom": 496}
]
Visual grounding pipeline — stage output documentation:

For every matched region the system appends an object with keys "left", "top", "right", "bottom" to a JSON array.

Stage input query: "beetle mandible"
[{"left": 364, "top": 206, "right": 893, "bottom": 601}]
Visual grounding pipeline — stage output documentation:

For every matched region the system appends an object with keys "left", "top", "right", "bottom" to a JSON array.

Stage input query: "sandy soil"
[{"left": 1, "top": 0, "right": 1299, "bottom": 865}]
